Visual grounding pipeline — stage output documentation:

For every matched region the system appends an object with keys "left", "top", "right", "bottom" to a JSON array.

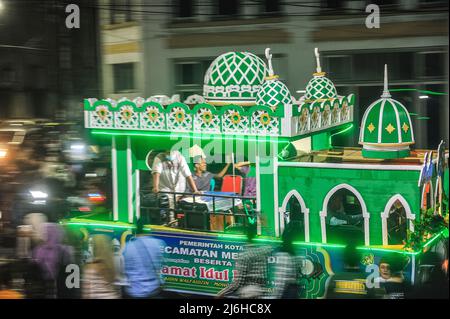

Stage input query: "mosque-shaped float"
[{"left": 63, "top": 47, "right": 448, "bottom": 298}]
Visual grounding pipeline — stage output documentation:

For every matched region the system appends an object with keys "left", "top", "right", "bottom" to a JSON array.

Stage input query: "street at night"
[{"left": 0, "top": 0, "right": 448, "bottom": 308}]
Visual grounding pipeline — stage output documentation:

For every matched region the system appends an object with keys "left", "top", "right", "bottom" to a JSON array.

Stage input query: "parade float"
[{"left": 61, "top": 48, "right": 449, "bottom": 298}]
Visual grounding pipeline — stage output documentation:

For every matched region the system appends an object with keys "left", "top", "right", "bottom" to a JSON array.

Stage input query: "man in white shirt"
[
  {"left": 152, "top": 150, "right": 199, "bottom": 222},
  {"left": 152, "top": 150, "right": 198, "bottom": 193}
]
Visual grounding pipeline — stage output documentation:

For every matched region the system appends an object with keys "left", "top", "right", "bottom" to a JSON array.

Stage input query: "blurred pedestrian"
[
  {"left": 23, "top": 212, "right": 48, "bottom": 247},
  {"left": 0, "top": 263, "right": 24, "bottom": 299},
  {"left": 217, "top": 224, "right": 272, "bottom": 298},
  {"left": 82, "top": 235, "right": 120, "bottom": 299},
  {"left": 325, "top": 242, "right": 370, "bottom": 299},
  {"left": 270, "top": 225, "right": 303, "bottom": 299},
  {"left": 122, "top": 219, "right": 165, "bottom": 299},
  {"left": 32, "top": 223, "right": 74, "bottom": 298},
  {"left": 407, "top": 252, "right": 449, "bottom": 299},
  {"left": 59, "top": 228, "right": 84, "bottom": 299}
]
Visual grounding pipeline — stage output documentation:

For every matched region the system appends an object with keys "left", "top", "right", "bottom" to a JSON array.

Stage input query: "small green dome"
[
  {"left": 359, "top": 65, "right": 415, "bottom": 159},
  {"left": 305, "top": 74, "right": 337, "bottom": 101},
  {"left": 256, "top": 78, "right": 292, "bottom": 109},
  {"left": 203, "top": 51, "right": 267, "bottom": 105}
]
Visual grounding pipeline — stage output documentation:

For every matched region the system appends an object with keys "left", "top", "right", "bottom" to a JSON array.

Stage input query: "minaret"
[
  {"left": 264, "top": 48, "right": 278, "bottom": 80},
  {"left": 381, "top": 64, "right": 391, "bottom": 98},
  {"left": 313, "top": 48, "right": 325, "bottom": 76},
  {"left": 315, "top": 47, "right": 322, "bottom": 73}
]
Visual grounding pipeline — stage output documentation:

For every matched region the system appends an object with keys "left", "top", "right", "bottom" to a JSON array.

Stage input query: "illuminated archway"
[
  {"left": 320, "top": 184, "right": 370, "bottom": 246},
  {"left": 279, "top": 190, "right": 310, "bottom": 242},
  {"left": 381, "top": 194, "right": 415, "bottom": 246}
]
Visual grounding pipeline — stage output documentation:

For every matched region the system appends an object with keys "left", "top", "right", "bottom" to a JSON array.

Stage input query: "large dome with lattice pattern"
[{"left": 203, "top": 52, "right": 268, "bottom": 106}]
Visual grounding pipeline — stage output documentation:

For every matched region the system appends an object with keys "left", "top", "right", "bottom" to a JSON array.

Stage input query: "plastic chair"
[{"left": 221, "top": 175, "right": 243, "bottom": 194}]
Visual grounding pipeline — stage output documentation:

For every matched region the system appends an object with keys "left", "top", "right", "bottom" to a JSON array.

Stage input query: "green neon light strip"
[
  {"left": 295, "top": 241, "right": 345, "bottom": 248},
  {"left": 61, "top": 219, "right": 447, "bottom": 254},
  {"left": 61, "top": 221, "right": 136, "bottom": 230},
  {"left": 329, "top": 123, "right": 354, "bottom": 146},
  {"left": 423, "top": 229, "right": 448, "bottom": 249},
  {"left": 357, "top": 229, "right": 448, "bottom": 256},
  {"left": 91, "top": 129, "right": 290, "bottom": 143},
  {"left": 390, "top": 89, "right": 448, "bottom": 96},
  {"left": 409, "top": 113, "right": 429, "bottom": 120},
  {"left": 357, "top": 246, "right": 420, "bottom": 256}
]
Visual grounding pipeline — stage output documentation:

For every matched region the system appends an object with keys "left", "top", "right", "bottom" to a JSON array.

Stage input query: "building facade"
[{"left": 0, "top": 0, "right": 101, "bottom": 120}]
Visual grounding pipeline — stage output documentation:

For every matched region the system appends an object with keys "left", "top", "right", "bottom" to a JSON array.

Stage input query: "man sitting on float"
[{"left": 186, "top": 155, "right": 230, "bottom": 192}]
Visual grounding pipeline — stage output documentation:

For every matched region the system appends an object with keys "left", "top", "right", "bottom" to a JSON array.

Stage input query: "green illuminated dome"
[
  {"left": 359, "top": 65, "right": 415, "bottom": 159},
  {"left": 203, "top": 51, "right": 268, "bottom": 106},
  {"left": 303, "top": 48, "right": 337, "bottom": 102},
  {"left": 256, "top": 79, "right": 292, "bottom": 109},
  {"left": 255, "top": 48, "right": 292, "bottom": 109},
  {"left": 305, "top": 75, "right": 337, "bottom": 101}
]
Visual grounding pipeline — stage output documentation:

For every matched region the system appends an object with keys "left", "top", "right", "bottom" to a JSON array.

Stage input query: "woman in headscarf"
[
  {"left": 82, "top": 235, "right": 121, "bottom": 299},
  {"left": 32, "top": 223, "right": 74, "bottom": 298}
]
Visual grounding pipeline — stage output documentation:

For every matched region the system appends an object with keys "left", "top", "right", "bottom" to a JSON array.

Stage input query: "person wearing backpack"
[{"left": 122, "top": 219, "right": 166, "bottom": 299}]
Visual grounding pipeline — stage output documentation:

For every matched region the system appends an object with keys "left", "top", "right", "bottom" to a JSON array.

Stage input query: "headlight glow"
[{"left": 29, "top": 190, "right": 48, "bottom": 199}]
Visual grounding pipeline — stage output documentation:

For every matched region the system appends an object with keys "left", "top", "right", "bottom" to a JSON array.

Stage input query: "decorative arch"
[
  {"left": 279, "top": 189, "right": 310, "bottom": 242},
  {"left": 381, "top": 194, "right": 416, "bottom": 246},
  {"left": 319, "top": 184, "right": 370, "bottom": 246}
]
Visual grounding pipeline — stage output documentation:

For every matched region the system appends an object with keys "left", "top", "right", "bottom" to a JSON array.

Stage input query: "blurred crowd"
[
  {"left": 0, "top": 124, "right": 111, "bottom": 230},
  {"left": 0, "top": 126, "right": 448, "bottom": 299},
  {"left": 0, "top": 219, "right": 167, "bottom": 299},
  {"left": 0, "top": 219, "right": 448, "bottom": 299},
  {"left": 216, "top": 224, "right": 449, "bottom": 300}
]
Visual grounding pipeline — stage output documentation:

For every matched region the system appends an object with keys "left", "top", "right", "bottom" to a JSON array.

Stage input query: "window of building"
[
  {"left": 324, "top": 55, "right": 352, "bottom": 81},
  {"left": 419, "top": 52, "right": 446, "bottom": 78},
  {"left": 110, "top": 0, "right": 133, "bottom": 24},
  {"left": 261, "top": 0, "right": 281, "bottom": 15},
  {"left": 320, "top": 0, "right": 344, "bottom": 13},
  {"left": 366, "top": 0, "right": 398, "bottom": 8},
  {"left": 424, "top": 84, "right": 447, "bottom": 149},
  {"left": 0, "top": 67, "right": 15, "bottom": 87},
  {"left": 174, "top": 0, "right": 195, "bottom": 18},
  {"left": 419, "top": 0, "right": 449, "bottom": 8},
  {"left": 175, "top": 62, "right": 202, "bottom": 85},
  {"left": 26, "top": 65, "right": 46, "bottom": 89},
  {"left": 174, "top": 60, "right": 212, "bottom": 102},
  {"left": 353, "top": 52, "right": 414, "bottom": 81},
  {"left": 113, "top": 63, "right": 135, "bottom": 92},
  {"left": 217, "top": 0, "right": 239, "bottom": 16}
]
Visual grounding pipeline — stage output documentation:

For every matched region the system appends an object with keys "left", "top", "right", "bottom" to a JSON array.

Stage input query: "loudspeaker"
[{"left": 141, "top": 193, "right": 169, "bottom": 225}]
